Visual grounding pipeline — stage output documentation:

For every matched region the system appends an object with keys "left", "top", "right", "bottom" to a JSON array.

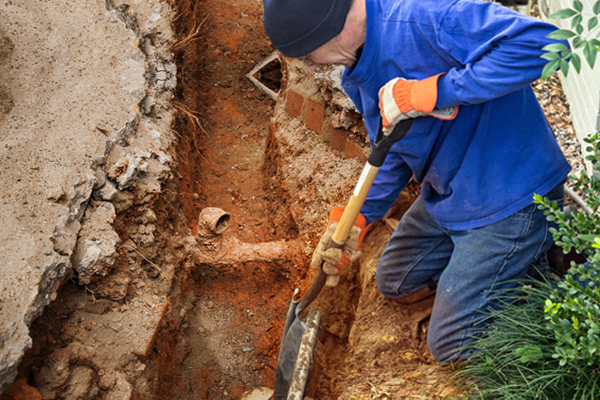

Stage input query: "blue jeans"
[{"left": 376, "top": 182, "right": 565, "bottom": 363}]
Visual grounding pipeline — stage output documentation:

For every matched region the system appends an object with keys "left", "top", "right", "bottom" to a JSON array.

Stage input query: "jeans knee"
[
  {"left": 375, "top": 267, "right": 396, "bottom": 298},
  {"left": 427, "top": 324, "right": 473, "bottom": 364}
]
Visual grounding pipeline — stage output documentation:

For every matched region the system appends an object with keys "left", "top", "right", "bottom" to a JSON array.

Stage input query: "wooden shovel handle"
[{"left": 325, "top": 162, "right": 380, "bottom": 287}]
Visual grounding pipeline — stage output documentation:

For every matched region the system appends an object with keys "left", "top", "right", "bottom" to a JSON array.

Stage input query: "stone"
[
  {"left": 1, "top": 379, "right": 42, "bottom": 400},
  {"left": 71, "top": 202, "right": 120, "bottom": 285},
  {"left": 93, "top": 181, "right": 118, "bottom": 202},
  {"left": 46, "top": 186, "right": 65, "bottom": 202},
  {"left": 94, "top": 272, "right": 131, "bottom": 301}
]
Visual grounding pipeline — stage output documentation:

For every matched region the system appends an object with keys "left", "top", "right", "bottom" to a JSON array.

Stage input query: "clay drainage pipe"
[
  {"left": 183, "top": 207, "right": 304, "bottom": 271},
  {"left": 197, "top": 207, "right": 231, "bottom": 240}
]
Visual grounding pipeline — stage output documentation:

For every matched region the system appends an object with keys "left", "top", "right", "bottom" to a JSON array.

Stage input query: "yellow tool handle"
[{"left": 326, "top": 162, "right": 380, "bottom": 287}]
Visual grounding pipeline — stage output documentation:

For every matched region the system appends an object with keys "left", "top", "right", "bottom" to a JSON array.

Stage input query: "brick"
[
  {"left": 328, "top": 127, "right": 347, "bottom": 153},
  {"left": 286, "top": 90, "right": 304, "bottom": 119},
  {"left": 345, "top": 141, "right": 368, "bottom": 164},
  {"left": 303, "top": 98, "right": 325, "bottom": 134}
]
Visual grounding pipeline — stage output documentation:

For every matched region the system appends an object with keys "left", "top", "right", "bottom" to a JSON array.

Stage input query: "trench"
[
  {"left": 11, "top": 0, "right": 445, "bottom": 399},
  {"left": 151, "top": 0, "right": 309, "bottom": 398}
]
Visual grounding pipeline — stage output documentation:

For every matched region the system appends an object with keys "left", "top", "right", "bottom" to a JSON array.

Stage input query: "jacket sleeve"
[
  {"left": 359, "top": 147, "right": 413, "bottom": 225},
  {"left": 435, "top": 0, "right": 568, "bottom": 109}
]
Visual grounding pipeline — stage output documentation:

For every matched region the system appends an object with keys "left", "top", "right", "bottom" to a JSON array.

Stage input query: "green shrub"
[
  {"left": 457, "top": 133, "right": 600, "bottom": 399},
  {"left": 532, "top": 132, "right": 600, "bottom": 370}
]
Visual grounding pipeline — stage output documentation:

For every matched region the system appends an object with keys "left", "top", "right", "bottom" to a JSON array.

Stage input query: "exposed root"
[
  {"left": 172, "top": 14, "right": 210, "bottom": 50},
  {"left": 173, "top": 101, "right": 210, "bottom": 156},
  {"left": 85, "top": 285, "right": 97, "bottom": 304},
  {"left": 134, "top": 249, "right": 166, "bottom": 280},
  {"left": 173, "top": 102, "right": 208, "bottom": 135}
]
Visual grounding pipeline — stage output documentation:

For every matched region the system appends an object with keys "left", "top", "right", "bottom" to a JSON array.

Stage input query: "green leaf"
[
  {"left": 550, "top": 8, "right": 579, "bottom": 18},
  {"left": 542, "top": 59, "right": 560, "bottom": 79},
  {"left": 584, "top": 41, "right": 598, "bottom": 68},
  {"left": 574, "top": 0, "right": 584, "bottom": 12},
  {"left": 560, "top": 357, "right": 568, "bottom": 366},
  {"left": 572, "top": 14, "right": 583, "bottom": 29},
  {"left": 572, "top": 53, "right": 582, "bottom": 73},
  {"left": 578, "top": 234, "right": 600, "bottom": 242},
  {"left": 573, "top": 36, "right": 586, "bottom": 49},
  {"left": 560, "top": 58, "right": 570, "bottom": 75},
  {"left": 576, "top": 23, "right": 584, "bottom": 35},
  {"left": 589, "top": 16, "right": 599, "bottom": 30},
  {"left": 542, "top": 43, "right": 570, "bottom": 53},
  {"left": 515, "top": 346, "right": 544, "bottom": 363},
  {"left": 541, "top": 52, "right": 561, "bottom": 61},
  {"left": 548, "top": 29, "right": 577, "bottom": 40},
  {"left": 594, "top": 0, "right": 600, "bottom": 14},
  {"left": 545, "top": 299, "right": 556, "bottom": 313}
]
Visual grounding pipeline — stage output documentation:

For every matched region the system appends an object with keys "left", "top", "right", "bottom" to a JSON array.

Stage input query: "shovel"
[{"left": 273, "top": 118, "right": 415, "bottom": 400}]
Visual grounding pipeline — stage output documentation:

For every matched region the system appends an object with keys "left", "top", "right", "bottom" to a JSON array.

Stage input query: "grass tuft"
[{"left": 454, "top": 276, "right": 600, "bottom": 400}]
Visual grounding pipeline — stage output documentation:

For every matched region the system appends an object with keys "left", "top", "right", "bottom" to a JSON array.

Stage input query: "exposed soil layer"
[
  {"left": 163, "top": 0, "right": 450, "bottom": 397},
  {"left": 154, "top": 0, "right": 307, "bottom": 397},
  {"left": 5, "top": 1, "right": 581, "bottom": 399}
]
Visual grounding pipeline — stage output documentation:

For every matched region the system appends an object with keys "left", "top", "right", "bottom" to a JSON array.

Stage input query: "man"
[{"left": 262, "top": 0, "right": 570, "bottom": 363}]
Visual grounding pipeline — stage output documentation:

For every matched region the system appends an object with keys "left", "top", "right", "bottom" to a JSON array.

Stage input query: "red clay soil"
[
  {"left": 164, "top": 0, "right": 452, "bottom": 398},
  {"left": 162, "top": 0, "right": 308, "bottom": 397}
]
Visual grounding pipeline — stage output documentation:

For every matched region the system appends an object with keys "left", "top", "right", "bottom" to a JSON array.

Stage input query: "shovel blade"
[{"left": 274, "top": 301, "right": 306, "bottom": 399}]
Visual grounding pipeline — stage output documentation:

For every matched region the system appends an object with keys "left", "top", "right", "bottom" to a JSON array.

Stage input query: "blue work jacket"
[{"left": 342, "top": 0, "right": 571, "bottom": 229}]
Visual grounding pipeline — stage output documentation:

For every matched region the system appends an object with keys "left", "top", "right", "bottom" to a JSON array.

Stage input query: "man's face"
[{"left": 297, "top": 34, "right": 357, "bottom": 70}]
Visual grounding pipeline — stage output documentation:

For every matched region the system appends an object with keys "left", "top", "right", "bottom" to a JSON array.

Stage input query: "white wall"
[{"left": 540, "top": 0, "right": 600, "bottom": 167}]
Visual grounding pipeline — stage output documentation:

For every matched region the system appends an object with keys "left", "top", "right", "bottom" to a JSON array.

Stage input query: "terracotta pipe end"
[{"left": 197, "top": 207, "right": 230, "bottom": 238}]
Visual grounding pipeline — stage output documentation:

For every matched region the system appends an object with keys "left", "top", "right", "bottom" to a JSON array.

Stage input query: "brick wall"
[{"left": 280, "top": 60, "right": 369, "bottom": 165}]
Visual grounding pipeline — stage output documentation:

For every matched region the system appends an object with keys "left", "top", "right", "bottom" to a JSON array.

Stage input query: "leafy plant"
[
  {"left": 456, "top": 133, "right": 600, "bottom": 398},
  {"left": 532, "top": 132, "right": 600, "bottom": 368},
  {"left": 541, "top": 0, "right": 600, "bottom": 78}
]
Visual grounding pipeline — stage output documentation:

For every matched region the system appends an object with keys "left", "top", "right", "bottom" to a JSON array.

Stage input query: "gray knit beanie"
[{"left": 262, "top": 0, "right": 352, "bottom": 58}]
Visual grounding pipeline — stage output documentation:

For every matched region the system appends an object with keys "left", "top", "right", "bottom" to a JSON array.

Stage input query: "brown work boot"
[{"left": 393, "top": 286, "right": 436, "bottom": 305}]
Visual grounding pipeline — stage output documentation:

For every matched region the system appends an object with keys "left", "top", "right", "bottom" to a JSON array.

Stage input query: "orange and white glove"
[
  {"left": 378, "top": 74, "right": 458, "bottom": 130},
  {"left": 310, "top": 208, "right": 369, "bottom": 279}
]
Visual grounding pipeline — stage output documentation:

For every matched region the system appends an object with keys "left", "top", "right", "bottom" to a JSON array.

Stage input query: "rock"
[
  {"left": 121, "top": 238, "right": 137, "bottom": 252},
  {"left": 50, "top": 174, "right": 97, "bottom": 256},
  {"left": 93, "top": 169, "right": 107, "bottom": 190},
  {"left": 105, "top": 372, "right": 132, "bottom": 400},
  {"left": 36, "top": 348, "right": 71, "bottom": 397},
  {"left": 46, "top": 186, "right": 65, "bottom": 202},
  {"left": 140, "top": 208, "right": 157, "bottom": 223},
  {"left": 1, "top": 379, "right": 42, "bottom": 400},
  {"left": 131, "top": 224, "right": 155, "bottom": 246},
  {"left": 107, "top": 150, "right": 150, "bottom": 190},
  {"left": 63, "top": 366, "right": 94, "bottom": 400},
  {"left": 98, "top": 371, "right": 116, "bottom": 390},
  {"left": 94, "top": 272, "right": 131, "bottom": 301},
  {"left": 239, "top": 387, "right": 274, "bottom": 400},
  {"left": 71, "top": 202, "right": 120, "bottom": 285},
  {"left": 112, "top": 190, "right": 135, "bottom": 214},
  {"left": 93, "top": 180, "right": 118, "bottom": 202}
]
